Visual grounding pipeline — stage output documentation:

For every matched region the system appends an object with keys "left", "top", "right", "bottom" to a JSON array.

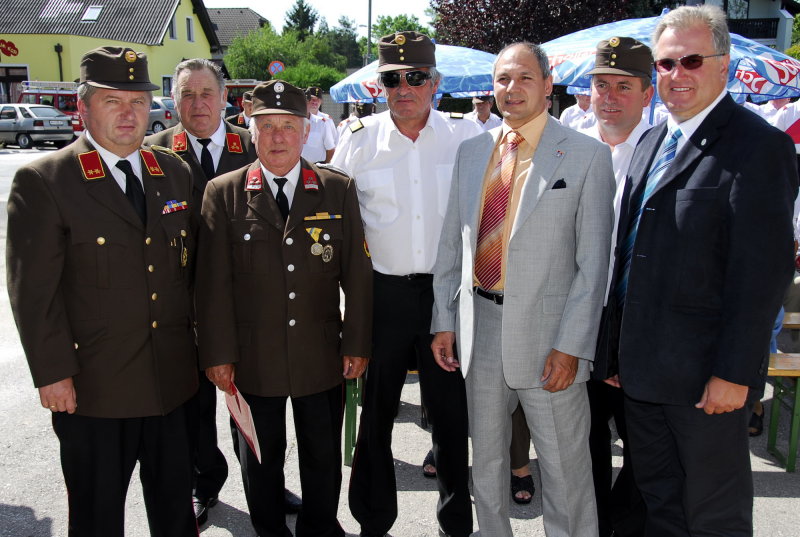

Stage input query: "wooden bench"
[{"left": 767, "top": 353, "right": 800, "bottom": 472}]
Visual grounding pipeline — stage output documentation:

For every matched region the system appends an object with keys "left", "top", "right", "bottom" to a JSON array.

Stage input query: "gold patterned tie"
[{"left": 474, "top": 130, "right": 523, "bottom": 289}]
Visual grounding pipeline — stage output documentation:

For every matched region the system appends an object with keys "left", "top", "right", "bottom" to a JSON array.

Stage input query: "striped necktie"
[
  {"left": 474, "top": 130, "right": 523, "bottom": 290},
  {"left": 615, "top": 128, "right": 682, "bottom": 305}
]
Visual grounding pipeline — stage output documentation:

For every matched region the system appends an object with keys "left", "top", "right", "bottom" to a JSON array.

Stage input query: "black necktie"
[
  {"left": 273, "top": 177, "right": 290, "bottom": 221},
  {"left": 116, "top": 159, "right": 146, "bottom": 225},
  {"left": 198, "top": 138, "right": 215, "bottom": 179}
]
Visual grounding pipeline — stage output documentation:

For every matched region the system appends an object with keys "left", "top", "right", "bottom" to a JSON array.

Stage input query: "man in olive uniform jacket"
[
  {"left": 7, "top": 46, "right": 198, "bottom": 536},
  {"left": 145, "top": 57, "right": 257, "bottom": 525},
  {"left": 196, "top": 80, "right": 373, "bottom": 537},
  {"left": 226, "top": 90, "right": 253, "bottom": 127}
]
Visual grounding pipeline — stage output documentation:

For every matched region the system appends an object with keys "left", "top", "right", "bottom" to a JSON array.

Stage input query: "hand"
[
  {"left": 343, "top": 356, "right": 369, "bottom": 379},
  {"left": 431, "top": 331, "right": 460, "bottom": 372},
  {"left": 39, "top": 378, "right": 77, "bottom": 413},
  {"left": 206, "top": 364, "right": 235, "bottom": 395},
  {"left": 695, "top": 375, "right": 748, "bottom": 415},
  {"left": 541, "top": 349, "right": 578, "bottom": 392},
  {"left": 603, "top": 374, "right": 621, "bottom": 388}
]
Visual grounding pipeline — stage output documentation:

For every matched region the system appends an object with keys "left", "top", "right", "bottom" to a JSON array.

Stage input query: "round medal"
[
  {"left": 311, "top": 242, "right": 323, "bottom": 255},
  {"left": 322, "top": 244, "right": 334, "bottom": 263}
]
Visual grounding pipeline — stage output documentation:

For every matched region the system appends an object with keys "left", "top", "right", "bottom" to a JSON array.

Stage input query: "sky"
[{"left": 203, "top": 0, "right": 434, "bottom": 38}]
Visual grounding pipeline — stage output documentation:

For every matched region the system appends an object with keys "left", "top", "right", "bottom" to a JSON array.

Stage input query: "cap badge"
[
  {"left": 275, "top": 82, "right": 284, "bottom": 93},
  {"left": 395, "top": 34, "right": 406, "bottom": 45},
  {"left": 125, "top": 50, "right": 137, "bottom": 63},
  {"left": 609, "top": 37, "right": 620, "bottom": 48}
]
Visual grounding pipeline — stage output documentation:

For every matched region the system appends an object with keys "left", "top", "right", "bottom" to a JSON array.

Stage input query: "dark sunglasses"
[
  {"left": 380, "top": 70, "right": 431, "bottom": 88},
  {"left": 653, "top": 53, "right": 726, "bottom": 73}
]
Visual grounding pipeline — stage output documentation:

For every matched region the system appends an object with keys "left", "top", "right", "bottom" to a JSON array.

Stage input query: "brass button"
[
  {"left": 399, "top": 48, "right": 404, "bottom": 54},
  {"left": 180, "top": 229, "right": 187, "bottom": 238},
  {"left": 610, "top": 61, "right": 616, "bottom": 66},
  {"left": 399, "top": 56, "right": 405, "bottom": 61},
  {"left": 611, "top": 53, "right": 617, "bottom": 59},
  {"left": 151, "top": 321, "right": 158, "bottom": 329},
  {"left": 145, "top": 237, "right": 152, "bottom": 245},
  {"left": 148, "top": 265, "right": 154, "bottom": 272},
  {"left": 129, "top": 67, "right": 134, "bottom": 73},
  {"left": 96, "top": 237, "right": 106, "bottom": 245},
  {"left": 151, "top": 293, "right": 158, "bottom": 301},
  {"left": 129, "top": 75, "right": 134, "bottom": 80}
]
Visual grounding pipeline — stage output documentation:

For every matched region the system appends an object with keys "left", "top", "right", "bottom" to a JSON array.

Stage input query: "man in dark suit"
[
  {"left": 600, "top": 6, "right": 798, "bottom": 536},
  {"left": 196, "top": 80, "right": 373, "bottom": 537},
  {"left": 7, "top": 46, "right": 198, "bottom": 536},
  {"left": 145, "top": 57, "right": 259, "bottom": 525},
  {"left": 226, "top": 90, "right": 253, "bottom": 128}
]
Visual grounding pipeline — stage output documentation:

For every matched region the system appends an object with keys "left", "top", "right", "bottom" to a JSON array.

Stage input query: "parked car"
[
  {"left": 0, "top": 103, "right": 74, "bottom": 149},
  {"left": 18, "top": 81, "right": 84, "bottom": 136},
  {"left": 149, "top": 96, "right": 178, "bottom": 133}
]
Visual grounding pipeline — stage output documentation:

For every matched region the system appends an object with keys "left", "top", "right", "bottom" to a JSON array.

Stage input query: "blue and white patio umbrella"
[
  {"left": 541, "top": 14, "right": 800, "bottom": 102},
  {"left": 330, "top": 43, "right": 496, "bottom": 103}
]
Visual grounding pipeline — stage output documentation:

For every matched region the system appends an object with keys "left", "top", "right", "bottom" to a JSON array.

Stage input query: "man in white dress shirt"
[{"left": 466, "top": 95, "right": 503, "bottom": 131}]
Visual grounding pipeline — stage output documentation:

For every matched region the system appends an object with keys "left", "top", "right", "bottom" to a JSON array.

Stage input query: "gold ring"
[{"left": 49, "top": 405, "right": 56, "bottom": 409}]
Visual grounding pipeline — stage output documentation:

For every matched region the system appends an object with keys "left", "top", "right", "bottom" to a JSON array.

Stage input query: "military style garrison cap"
[
  {"left": 305, "top": 86, "right": 323, "bottom": 99},
  {"left": 472, "top": 95, "right": 493, "bottom": 104},
  {"left": 242, "top": 91, "right": 253, "bottom": 102},
  {"left": 80, "top": 46, "right": 159, "bottom": 91},
  {"left": 377, "top": 31, "right": 436, "bottom": 73},
  {"left": 587, "top": 36, "right": 653, "bottom": 79},
  {"left": 250, "top": 80, "right": 307, "bottom": 118}
]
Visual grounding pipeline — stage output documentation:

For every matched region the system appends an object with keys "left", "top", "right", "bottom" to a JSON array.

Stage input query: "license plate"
[{"left": 49, "top": 120, "right": 64, "bottom": 126}]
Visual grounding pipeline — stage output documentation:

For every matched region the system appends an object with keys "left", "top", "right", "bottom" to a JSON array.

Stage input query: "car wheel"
[
  {"left": 152, "top": 122, "right": 165, "bottom": 133},
  {"left": 16, "top": 133, "right": 33, "bottom": 149}
]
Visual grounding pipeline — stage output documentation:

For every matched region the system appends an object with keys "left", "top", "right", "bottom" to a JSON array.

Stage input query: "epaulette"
[
  {"left": 150, "top": 145, "right": 182, "bottom": 160},
  {"left": 316, "top": 163, "right": 350, "bottom": 177},
  {"left": 349, "top": 119, "right": 365, "bottom": 133},
  {"left": 449, "top": 112, "right": 464, "bottom": 119}
]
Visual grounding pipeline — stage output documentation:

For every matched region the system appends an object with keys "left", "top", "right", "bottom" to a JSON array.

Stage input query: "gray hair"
[
  {"left": 494, "top": 42, "right": 552, "bottom": 79},
  {"left": 172, "top": 58, "right": 225, "bottom": 105},
  {"left": 77, "top": 82, "right": 152, "bottom": 106},
  {"left": 653, "top": 5, "right": 730, "bottom": 56}
]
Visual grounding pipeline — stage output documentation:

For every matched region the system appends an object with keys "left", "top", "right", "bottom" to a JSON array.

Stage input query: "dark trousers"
[
  {"left": 52, "top": 405, "right": 196, "bottom": 537},
  {"left": 237, "top": 385, "right": 344, "bottom": 537},
  {"left": 624, "top": 394, "right": 753, "bottom": 537},
  {"left": 588, "top": 380, "right": 645, "bottom": 537},
  {"left": 349, "top": 272, "right": 472, "bottom": 537},
  {"left": 186, "top": 373, "right": 228, "bottom": 501}
]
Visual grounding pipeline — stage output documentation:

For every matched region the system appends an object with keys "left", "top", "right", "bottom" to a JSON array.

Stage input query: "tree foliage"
[
  {"left": 318, "top": 17, "right": 362, "bottom": 68},
  {"left": 432, "top": 0, "right": 670, "bottom": 53},
  {"left": 281, "top": 60, "right": 346, "bottom": 88},
  {"left": 360, "top": 14, "right": 434, "bottom": 63},
  {"left": 283, "top": 0, "right": 319, "bottom": 41}
]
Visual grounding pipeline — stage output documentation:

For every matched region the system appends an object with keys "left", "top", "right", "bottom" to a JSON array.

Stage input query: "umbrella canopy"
[
  {"left": 330, "top": 43, "right": 496, "bottom": 103},
  {"left": 541, "top": 14, "right": 800, "bottom": 102}
]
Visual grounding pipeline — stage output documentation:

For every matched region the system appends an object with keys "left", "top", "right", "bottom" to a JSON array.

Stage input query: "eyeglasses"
[
  {"left": 653, "top": 53, "right": 726, "bottom": 73},
  {"left": 379, "top": 70, "right": 431, "bottom": 88}
]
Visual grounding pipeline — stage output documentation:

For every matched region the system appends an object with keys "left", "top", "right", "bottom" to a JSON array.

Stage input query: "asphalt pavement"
[{"left": 0, "top": 147, "right": 798, "bottom": 536}]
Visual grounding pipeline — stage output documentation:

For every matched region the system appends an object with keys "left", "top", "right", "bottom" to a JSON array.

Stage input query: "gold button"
[
  {"left": 399, "top": 48, "right": 404, "bottom": 54},
  {"left": 129, "top": 75, "right": 134, "bottom": 80},
  {"left": 151, "top": 293, "right": 157, "bottom": 301},
  {"left": 180, "top": 229, "right": 187, "bottom": 238},
  {"left": 129, "top": 67, "right": 134, "bottom": 73},
  {"left": 399, "top": 56, "right": 404, "bottom": 61},
  {"left": 74, "top": 342, "right": 79, "bottom": 350},
  {"left": 145, "top": 237, "right": 152, "bottom": 245},
  {"left": 148, "top": 265, "right": 154, "bottom": 272},
  {"left": 96, "top": 237, "right": 106, "bottom": 245},
  {"left": 152, "top": 321, "right": 158, "bottom": 329},
  {"left": 610, "top": 61, "right": 616, "bottom": 66}
]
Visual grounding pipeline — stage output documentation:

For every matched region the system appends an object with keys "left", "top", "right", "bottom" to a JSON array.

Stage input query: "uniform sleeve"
[{"left": 7, "top": 165, "right": 79, "bottom": 387}]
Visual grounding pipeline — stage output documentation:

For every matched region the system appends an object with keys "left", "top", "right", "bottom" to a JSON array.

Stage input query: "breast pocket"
[
  {"left": 162, "top": 217, "right": 191, "bottom": 282},
  {"left": 67, "top": 225, "right": 134, "bottom": 288},
  {"left": 307, "top": 221, "right": 343, "bottom": 273},
  {"left": 356, "top": 170, "right": 398, "bottom": 225},
  {"left": 675, "top": 187, "right": 721, "bottom": 236},
  {"left": 231, "top": 220, "right": 270, "bottom": 274}
]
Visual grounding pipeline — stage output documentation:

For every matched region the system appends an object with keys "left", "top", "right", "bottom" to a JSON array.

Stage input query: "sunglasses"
[
  {"left": 379, "top": 70, "right": 431, "bottom": 88},
  {"left": 653, "top": 53, "right": 726, "bottom": 73}
]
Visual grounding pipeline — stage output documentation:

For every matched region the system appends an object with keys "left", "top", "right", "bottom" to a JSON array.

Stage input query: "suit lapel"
[
  {"left": 141, "top": 150, "right": 167, "bottom": 233},
  {"left": 245, "top": 162, "right": 285, "bottom": 231},
  {"left": 286, "top": 161, "right": 322, "bottom": 236}
]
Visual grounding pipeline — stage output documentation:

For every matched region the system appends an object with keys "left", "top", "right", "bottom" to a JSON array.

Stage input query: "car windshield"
[{"left": 29, "top": 106, "right": 64, "bottom": 118}]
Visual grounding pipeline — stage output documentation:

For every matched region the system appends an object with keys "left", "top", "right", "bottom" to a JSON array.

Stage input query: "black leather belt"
[
  {"left": 474, "top": 286, "right": 504, "bottom": 305},
  {"left": 374, "top": 271, "right": 433, "bottom": 281}
]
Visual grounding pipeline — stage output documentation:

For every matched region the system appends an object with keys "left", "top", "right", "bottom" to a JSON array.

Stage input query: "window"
[
  {"left": 162, "top": 76, "right": 172, "bottom": 97},
  {"left": 81, "top": 5, "right": 102, "bottom": 21},
  {"left": 186, "top": 17, "right": 194, "bottom": 42},
  {"left": 29, "top": 106, "right": 62, "bottom": 118},
  {"left": 168, "top": 15, "right": 177, "bottom": 40},
  {"left": 0, "top": 107, "right": 17, "bottom": 120},
  {"left": 20, "top": 107, "right": 32, "bottom": 118},
  {"left": 40, "top": 95, "right": 55, "bottom": 107}
]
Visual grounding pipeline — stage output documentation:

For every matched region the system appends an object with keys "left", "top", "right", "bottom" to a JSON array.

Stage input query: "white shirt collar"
[
  {"left": 260, "top": 160, "right": 301, "bottom": 207},
  {"left": 666, "top": 89, "right": 728, "bottom": 149},
  {"left": 84, "top": 130, "right": 142, "bottom": 178},
  {"left": 185, "top": 119, "right": 226, "bottom": 147}
]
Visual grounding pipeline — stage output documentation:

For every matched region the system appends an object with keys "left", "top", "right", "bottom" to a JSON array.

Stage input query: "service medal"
[
  {"left": 181, "top": 246, "right": 188, "bottom": 267},
  {"left": 322, "top": 244, "right": 333, "bottom": 263},
  {"left": 311, "top": 242, "right": 323, "bottom": 256}
]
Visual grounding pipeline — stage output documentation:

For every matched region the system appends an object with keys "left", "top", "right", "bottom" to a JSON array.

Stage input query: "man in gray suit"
[{"left": 431, "top": 42, "right": 615, "bottom": 537}]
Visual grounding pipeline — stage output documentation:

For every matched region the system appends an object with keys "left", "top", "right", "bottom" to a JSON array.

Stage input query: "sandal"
[
  {"left": 749, "top": 407, "right": 764, "bottom": 437},
  {"left": 511, "top": 473, "right": 534, "bottom": 504},
  {"left": 422, "top": 449, "right": 436, "bottom": 478}
]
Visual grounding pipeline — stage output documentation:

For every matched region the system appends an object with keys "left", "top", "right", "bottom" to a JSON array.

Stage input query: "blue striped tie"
[{"left": 615, "top": 128, "right": 682, "bottom": 305}]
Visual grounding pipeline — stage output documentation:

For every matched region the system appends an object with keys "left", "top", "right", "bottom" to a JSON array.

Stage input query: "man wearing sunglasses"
[
  {"left": 600, "top": 5, "right": 797, "bottom": 536},
  {"left": 331, "top": 31, "right": 481, "bottom": 537}
]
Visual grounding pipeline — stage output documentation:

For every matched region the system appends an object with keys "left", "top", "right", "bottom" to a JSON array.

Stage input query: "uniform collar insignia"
[
  {"left": 172, "top": 131, "right": 188, "bottom": 152},
  {"left": 78, "top": 150, "right": 106, "bottom": 181},
  {"left": 140, "top": 149, "right": 164, "bottom": 176},
  {"left": 237, "top": 114, "right": 245, "bottom": 125},
  {"left": 226, "top": 132, "right": 243, "bottom": 154},
  {"left": 245, "top": 167, "right": 263, "bottom": 191},
  {"left": 302, "top": 167, "right": 319, "bottom": 191}
]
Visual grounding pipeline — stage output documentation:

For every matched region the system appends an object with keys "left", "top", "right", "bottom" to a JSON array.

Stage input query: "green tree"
[
  {"left": 283, "top": 0, "right": 319, "bottom": 41},
  {"left": 281, "top": 60, "right": 345, "bottom": 88},
  {"left": 319, "top": 17, "right": 362, "bottom": 68}
]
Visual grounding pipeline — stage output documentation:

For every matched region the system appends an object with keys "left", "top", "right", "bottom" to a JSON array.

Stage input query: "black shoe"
[
  {"left": 510, "top": 473, "right": 535, "bottom": 505},
  {"left": 193, "top": 496, "right": 218, "bottom": 526},
  {"left": 284, "top": 488, "right": 302, "bottom": 514},
  {"left": 422, "top": 449, "right": 436, "bottom": 478},
  {"left": 359, "top": 533, "right": 387, "bottom": 537}
]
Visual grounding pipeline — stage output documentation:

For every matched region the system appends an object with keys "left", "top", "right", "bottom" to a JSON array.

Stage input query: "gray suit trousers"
[{"left": 466, "top": 295, "right": 598, "bottom": 537}]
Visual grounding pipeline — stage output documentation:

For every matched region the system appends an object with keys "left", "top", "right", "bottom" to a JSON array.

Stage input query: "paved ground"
[{"left": 1, "top": 147, "right": 799, "bottom": 536}]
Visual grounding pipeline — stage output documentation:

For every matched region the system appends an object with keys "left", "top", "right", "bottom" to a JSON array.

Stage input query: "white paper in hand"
[{"left": 226, "top": 383, "right": 262, "bottom": 463}]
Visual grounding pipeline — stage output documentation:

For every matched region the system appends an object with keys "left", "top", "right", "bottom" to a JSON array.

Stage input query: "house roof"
[
  {"left": 0, "top": 0, "right": 220, "bottom": 50},
  {"left": 207, "top": 7, "right": 268, "bottom": 47}
]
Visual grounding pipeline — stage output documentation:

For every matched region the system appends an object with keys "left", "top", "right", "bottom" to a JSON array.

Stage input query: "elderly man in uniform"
[
  {"left": 331, "top": 31, "right": 481, "bottom": 537},
  {"left": 7, "top": 46, "right": 198, "bottom": 536},
  {"left": 226, "top": 90, "right": 254, "bottom": 127},
  {"left": 581, "top": 36, "right": 654, "bottom": 537},
  {"left": 196, "top": 80, "right": 372, "bottom": 537}
]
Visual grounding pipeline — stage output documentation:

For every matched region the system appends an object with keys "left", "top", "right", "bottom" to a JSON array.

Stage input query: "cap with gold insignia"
[
  {"left": 305, "top": 86, "right": 323, "bottom": 99},
  {"left": 377, "top": 31, "right": 436, "bottom": 73},
  {"left": 242, "top": 91, "right": 253, "bottom": 102},
  {"left": 587, "top": 36, "right": 652, "bottom": 79},
  {"left": 79, "top": 46, "right": 159, "bottom": 91},
  {"left": 250, "top": 80, "right": 308, "bottom": 118}
]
